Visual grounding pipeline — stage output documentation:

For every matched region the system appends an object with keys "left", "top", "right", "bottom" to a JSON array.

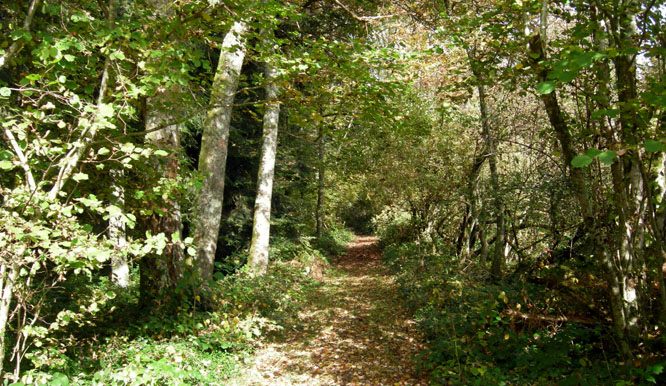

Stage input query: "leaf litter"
[{"left": 225, "top": 236, "right": 428, "bottom": 385}]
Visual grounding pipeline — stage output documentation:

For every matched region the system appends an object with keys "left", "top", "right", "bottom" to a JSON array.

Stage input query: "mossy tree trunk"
[
  {"left": 248, "top": 60, "right": 281, "bottom": 277},
  {"left": 193, "top": 20, "right": 249, "bottom": 283}
]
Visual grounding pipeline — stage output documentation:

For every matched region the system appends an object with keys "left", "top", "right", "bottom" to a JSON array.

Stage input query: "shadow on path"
[{"left": 225, "top": 236, "right": 428, "bottom": 386}]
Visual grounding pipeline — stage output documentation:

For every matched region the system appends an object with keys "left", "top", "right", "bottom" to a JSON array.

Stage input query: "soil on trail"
[{"left": 225, "top": 236, "right": 428, "bottom": 386}]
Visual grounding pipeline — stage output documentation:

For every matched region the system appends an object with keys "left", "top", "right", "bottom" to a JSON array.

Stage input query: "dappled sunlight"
[{"left": 225, "top": 236, "right": 427, "bottom": 385}]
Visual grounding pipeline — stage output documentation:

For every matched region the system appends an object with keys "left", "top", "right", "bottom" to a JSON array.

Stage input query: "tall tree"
[
  {"left": 193, "top": 20, "right": 250, "bottom": 283},
  {"left": 138, "top": 0, "right": 187, "bottom": 307},
  {"left": 248, "top": 55, "right": 282, "bottom": 276}
]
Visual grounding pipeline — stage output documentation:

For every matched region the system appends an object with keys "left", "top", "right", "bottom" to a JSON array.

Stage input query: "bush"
[
  {"left": 383, "top": 242, "right": 666, "bottom": 385},
  {"left": 373, "top": 209, "right": 416, "bottom": 248},
  {"left": 315, "top": 226, "right": 355, "bottom": 257}
]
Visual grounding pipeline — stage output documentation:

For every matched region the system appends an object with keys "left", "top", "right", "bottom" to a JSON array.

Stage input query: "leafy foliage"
[{"left": 382, "top": 239, "right": 666, "bottom": 385}]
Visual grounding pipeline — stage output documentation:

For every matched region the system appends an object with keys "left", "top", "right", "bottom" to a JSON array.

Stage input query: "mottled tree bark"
[
  {"left": 316, "top": 126, "right": 325, "bottom": 239},
  {"left": 109, "top": 169, "right": 129, "bottom": 287},
  {"left": 193, "top": 21, "right": 249, "bottom": 283},
  {"left": 0, "top": 264, "right": 18, "bottom": 374},
  {"left": 248, "top": 60, "right": 281, "bottom": 276}
]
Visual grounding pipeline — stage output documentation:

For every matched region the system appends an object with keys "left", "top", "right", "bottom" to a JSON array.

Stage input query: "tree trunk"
[
  {"left": 528, "top": 32, "right": 632, "bottom": 356},
  {"left": 479, "top": 214, "right": 489, "bottom": 266},
  {"left": 649, "top": 154, "right": 666, "bottom": 323},
  {"left": 139, "top": 86, "right": 185, "bottom": 307},
  {"left": 316, "top": 126, "right": 325, "bottom": 239},
  {"left": 193, "top": 21, "right": 249, "bottom": 283},
  {"left": 248, "top": 60, "right": 281, "bottom": 277},
  {"left": 467, "top": 46, "right": 506, "bottom": 278},
  {"left": 0, "top": 264, "right": 18, "bottom": 374},
  {"left": 456, "top": 141, "right": 486, "bottom": 262},
  {"left": 109, "top": 169, "right": 129, "bottom": 287},
  {"left": 133, "top": 0, "right": 188, "bottom": 308}
]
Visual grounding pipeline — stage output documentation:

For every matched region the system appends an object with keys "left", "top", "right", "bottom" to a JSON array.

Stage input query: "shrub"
[{"left": 383, "top": 242, "right": 666, "bottom": 385}]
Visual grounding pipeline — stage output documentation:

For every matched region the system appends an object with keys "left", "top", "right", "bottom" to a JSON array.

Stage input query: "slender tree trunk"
[
  {"left": 0, "top": 263, "right": 18, "bottom": 374},
  {"left": 528, "top": 32, "right": 632, "bottom": 356},
  {"left": 649, "top": 155, "right": 666, "bottom": 323},
  {"left": 104, "top": 1, "right": 128, "bottom": 288},
  {"left": 3, "top": 129, "right": 36, "bottom": 192},
  {"left": 248, "top": 60, "right": 281, "bottom": 276},
  {"left": 193, "top": 21, "right": 249, "bottom": 283},
  {"left": 467, "top": 46, "right": 506, "bottom": 278},
  {"left": 316, "top": 126, "right": 325, "bottom": 239},
  {"left": 456, "top": 141, "right": 486, "bottom": 262},
  {"left": 479, "top": 214, "right": 489, "bottom": 266},
  {"left": 109, "top": 169, "right": 129, "bottom": 287}
]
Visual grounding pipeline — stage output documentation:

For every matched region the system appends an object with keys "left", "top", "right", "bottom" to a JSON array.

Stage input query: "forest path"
[{"left": 224, "top": 235, "right": 428, "bottom": 386}]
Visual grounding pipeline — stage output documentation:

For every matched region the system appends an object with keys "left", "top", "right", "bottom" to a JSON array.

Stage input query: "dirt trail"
[{"left": 225, "top": 236, "right": 428, "bottom": 386}]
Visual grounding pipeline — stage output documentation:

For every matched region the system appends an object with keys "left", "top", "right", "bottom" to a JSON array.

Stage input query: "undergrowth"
[
  {"left": 7, "top": 227, "right": 353, "bottom": 386},
  {"left": 381, "top": 242, "right": 666, "bottom": 385}
]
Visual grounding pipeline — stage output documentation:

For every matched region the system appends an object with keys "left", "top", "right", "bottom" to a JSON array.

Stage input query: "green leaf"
[
  {"left": 585, "top": 148, "right": 602, "bottom": 158},
  {"left": 571, "top": 155, "right": 593, "bottom": 168},
  {"left": 120, "top": 142, "right": 135, "bottom": 153},
  {"left": 0, "top": 87, "right": 11, "bottom": 97},
  {"left": 591, "top": 109, "right": 620, "bottom": 119},
  {"left": 549, "top": 70, "right": 576, "bottom": 83},
  {"left": 153, "top": 149, "right": 169, "bottom": 157},
  {"left": 557, "top": 71, "right": 576, "bottom": 83},
  {"left": 97, "top": 103, "right": 114, "bottom": 118},
  {"left": 536, "top": 81, "right": 555, "bottom": 94},
  {"left": 645, "top": 140, "right": 664, "bottom": 153},
  {"left": 98, "top": 147, "right": 110, "bottom": 155},
  {"left": 106, "top": 205, "right": 122, "bottom": 218},
  {"left": 0, "top": 160, "right": 13, "bottom": 170},
  {"left": 72, "top": 172, "right": 88, "bottom": 182},
  {"left": 91, "top": 249, "right": 111, "bottom": 263},
  {"left": 570, "top": 51, "right": 595, "bottom": 68},
  {"left": 598, "top": 150, "right": 617, "bottom": 165}
]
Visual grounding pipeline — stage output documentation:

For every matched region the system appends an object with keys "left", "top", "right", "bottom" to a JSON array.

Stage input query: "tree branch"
[
  {"left": 0, "top": 0, "right": 43, "bottom": 71},
  {"left": 2, "top": 128, "right": 36, "bottom": 191},
  {"left": 48, "top": 0, "right": 116, "bottom": 200}
]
